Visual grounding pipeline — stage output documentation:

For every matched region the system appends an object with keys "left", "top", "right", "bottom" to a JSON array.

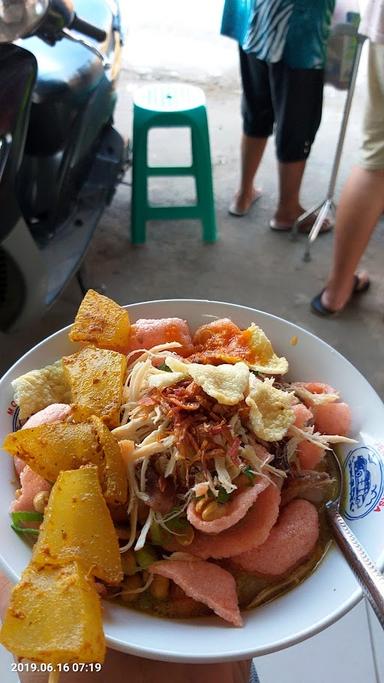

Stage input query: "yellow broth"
[{"left": 110, "top": 453, "right": 337, "bottom": 620}]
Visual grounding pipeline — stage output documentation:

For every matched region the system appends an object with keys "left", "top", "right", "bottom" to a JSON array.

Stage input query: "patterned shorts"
[{"left": 239, "top": 46, "right": 324, "bottom": 163}]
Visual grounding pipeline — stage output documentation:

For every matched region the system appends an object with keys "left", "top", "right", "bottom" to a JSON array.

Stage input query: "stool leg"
[
  {"left": 191, "top": 112, "right": 217, "bottom": 243},
  {"left": 131, "top": 120, "right": 149, "bottom": 245}
]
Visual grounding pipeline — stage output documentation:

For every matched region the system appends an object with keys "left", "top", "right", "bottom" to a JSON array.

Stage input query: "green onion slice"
[
  {"left": 11, "top": 524, "right": 40, "bottom": 536},
  {"left": 158, "top": 362, "right": 172, "bottom": 372},
  {"left": 11, "top": 511, "right": 43, "bottom": 524},
  {"left": 217, "top": 487, "right": 230, "bottom": 504},
  {"left": 10, "top": 511, "right": 43, "bottom": 536}
]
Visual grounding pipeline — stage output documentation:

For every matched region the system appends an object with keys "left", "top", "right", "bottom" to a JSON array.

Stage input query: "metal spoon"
[{"left": 325, "top": 449, "right": 384, "bottom": 628}]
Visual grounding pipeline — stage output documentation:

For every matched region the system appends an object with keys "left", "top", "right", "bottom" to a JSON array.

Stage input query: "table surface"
[{"left": 1, "top": 599, "right": 383, "bottom": 682}]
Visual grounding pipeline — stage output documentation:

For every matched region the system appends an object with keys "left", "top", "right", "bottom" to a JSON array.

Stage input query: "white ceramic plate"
[{"left": 1, "top": 300, "right": 384, "bottom": 663}]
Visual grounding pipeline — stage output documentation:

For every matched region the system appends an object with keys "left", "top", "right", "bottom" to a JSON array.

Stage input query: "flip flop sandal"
[
  {"left": 310, "top": 274, "right": 371, "bottom": 317},
  {"left": 269, "top": 216, "right": 333, "bottom": 234},
  {"left": 229, "top": 189, "right": 262, "bottom": 217}
]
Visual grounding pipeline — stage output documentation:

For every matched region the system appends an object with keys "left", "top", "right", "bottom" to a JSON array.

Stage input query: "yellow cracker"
[
  {"left": 12, "top": 360, "right": 71, "bottom": 421},
  {"left": 246, "top": 377, "right": 295, "bottom": 441}
]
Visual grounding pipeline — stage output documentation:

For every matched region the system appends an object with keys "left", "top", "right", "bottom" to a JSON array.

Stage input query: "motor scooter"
[{"left": 0, "top": 0, "right": 126, "bottom": 332}]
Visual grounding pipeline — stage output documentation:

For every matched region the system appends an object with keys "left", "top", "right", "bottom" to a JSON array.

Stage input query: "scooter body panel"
[
  {"left": 1, "top": 217, "right": 47, "bottom": 331},
  {"left": 17, "top": 0, "right": 122, "bottom": 223},
  {"left": 0, "top": 44, "right": 37, "bottom": 242},
  {"left": 0, "top": 0, "right": 126, "bottom": 332}
]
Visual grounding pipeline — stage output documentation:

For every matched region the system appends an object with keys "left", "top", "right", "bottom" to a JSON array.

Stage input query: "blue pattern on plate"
[
  {"left": 343, "top": 446, "right": 384, "bottom": 520},
  {"left": 12, "top": 405, "right": 22, "bottom": 432}
]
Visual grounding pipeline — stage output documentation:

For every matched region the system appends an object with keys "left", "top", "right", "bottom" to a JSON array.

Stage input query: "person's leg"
[
  {"left": 275, "top": 159, "right": 306, "bottom": 224},
  {"left": 320, "top": 166, "right": 384, "bottom": 311},
  {"left": 231, "top": 134, "right": 267, "bottom": 215},
  {"left": 313, "top": 42, "right": 384, "bottom": 313},
  {"left": 230, "top": 48, "right": 274, "bottom": 215},
  {"left": 270, "top": 63, "right": 324, "bottom": 227}
]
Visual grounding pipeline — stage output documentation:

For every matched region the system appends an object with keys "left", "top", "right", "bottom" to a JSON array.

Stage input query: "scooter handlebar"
[{"left": 70, "top": 14, "right": 107, "bottom": 43}]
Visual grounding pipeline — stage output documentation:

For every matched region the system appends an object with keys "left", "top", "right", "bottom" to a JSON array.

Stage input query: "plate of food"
[{"left": 0, "top": 293, "right": 383, "bottom": 666}]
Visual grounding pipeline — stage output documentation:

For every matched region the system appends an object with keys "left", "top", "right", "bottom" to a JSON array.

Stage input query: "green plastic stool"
[{"left": 131, "top": 83, "right": 217, "bottom": 244}]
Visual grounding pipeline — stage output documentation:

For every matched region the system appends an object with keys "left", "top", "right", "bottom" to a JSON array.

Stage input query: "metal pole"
[
  {"left": 293, "top": 32, "right": 367, "bottom": 259},
  {"left": 326, "top": 34, "right": 366, "bottom": 200}
]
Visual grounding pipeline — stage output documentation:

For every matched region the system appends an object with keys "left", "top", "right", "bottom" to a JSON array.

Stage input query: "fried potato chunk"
[
  {"left": 0, "top": 561, "right": 105, "bottom": 664},
  {"left": 69, "top": 289, "right": 131, "bottom": 353},
  {"left": 63, "top": 345, "right": 127, "bottom": 429},
  {"left": 3, "top": 421, "right": 103, "bottom": 482},
  {"left": 3, "top": 419, "right": 128, "bottom": 507},
  {"left": 90, "top": 416, "right": 127, "bottom": 507},
  {"left": 33, "top": 467, "right": 123, "bottom": 584}
]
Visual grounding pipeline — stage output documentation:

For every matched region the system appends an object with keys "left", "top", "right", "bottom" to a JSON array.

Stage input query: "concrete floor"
[{"left": 1, "top": 18, "right": 384, "bottom": 400}]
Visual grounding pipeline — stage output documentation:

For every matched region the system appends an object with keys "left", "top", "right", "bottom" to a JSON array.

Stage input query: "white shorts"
[{"left": 360, "top": 42, "right": 384, "bottom": 170}]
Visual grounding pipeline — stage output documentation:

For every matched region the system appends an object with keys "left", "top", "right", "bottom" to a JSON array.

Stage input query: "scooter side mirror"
[
  {"left": 0, "top": 0, "right": 50, "bottom": 42},
  {"left": 0, "top": 0, "right": 75, "bottom": 44}
]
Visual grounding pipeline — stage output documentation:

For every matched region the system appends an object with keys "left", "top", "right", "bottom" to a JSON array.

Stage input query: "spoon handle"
[{"left": 327, "top": 508, "right": 384, "bottom": 628}]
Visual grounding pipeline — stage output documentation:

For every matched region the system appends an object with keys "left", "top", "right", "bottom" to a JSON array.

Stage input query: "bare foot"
[
  {"left": 273, "top": 204, "right": 305, "bottom": 226},
  {"left": 229, "top": 187, "right": 262, "bottom": 217},
  {"left": 321, "top": 272, "right": 370, "bottom": 312},
  {"left": 271, "top": 206, "right": 333, "bottom": 233}
]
